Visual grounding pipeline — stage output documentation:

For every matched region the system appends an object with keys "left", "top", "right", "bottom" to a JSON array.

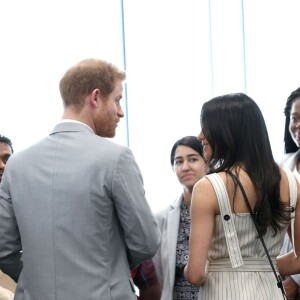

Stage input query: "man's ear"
[{"left": 90, "top": 88, "right": 100, "bottom": 107}]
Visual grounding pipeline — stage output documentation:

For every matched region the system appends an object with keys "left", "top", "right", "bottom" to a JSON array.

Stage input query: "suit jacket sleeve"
[
  {"left": 112, "top": 147, "right": 161, "bottom": 269},
  {"left": 0, "top": 176, "right": 23, "bottom": 282}
]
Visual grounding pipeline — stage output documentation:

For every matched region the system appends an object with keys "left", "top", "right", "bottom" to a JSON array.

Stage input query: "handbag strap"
[{"left": 225, "top": 170, "right": 288, "bottom": 300}]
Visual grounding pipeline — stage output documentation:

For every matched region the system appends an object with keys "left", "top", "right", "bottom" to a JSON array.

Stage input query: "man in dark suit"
[{"left": 0, "top": 135, "right": 15, "bottom": 300}]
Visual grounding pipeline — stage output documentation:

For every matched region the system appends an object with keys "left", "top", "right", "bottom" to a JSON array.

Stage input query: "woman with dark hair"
[
  {"left": 153, "top": 136, "right": 207, "bottom": 300},
  {"left": 281, "top": 86, "right": 300, "bottom": 166},
  {"left": 279, "top": 86, "right": 300, "bottom": 299},
  {"left": 184, "top": 93, "right": 300, "bottom": 299}
]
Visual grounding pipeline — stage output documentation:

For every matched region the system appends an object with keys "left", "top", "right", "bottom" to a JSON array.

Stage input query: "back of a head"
[
  {"left": 201, "top": 93, "right": 285, "bottom": 234},
  {"left": 170, "top": 136, "right": 204, "bottom": 167},
  {"left": 59, "top": 58, "right": 126, "bottom": 109},
  {"left": 284, "top": 87, "right": 300, "bottom": 153},
  {"left": 0, "top": 134, "right": 13, "bottom": 154},
  {"left": 200, "top": 93, "right": 274, "bottom": 174}
]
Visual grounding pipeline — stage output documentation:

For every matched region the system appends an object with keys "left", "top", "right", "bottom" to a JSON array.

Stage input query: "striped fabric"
[{"left": 200, "top": 173, "right": 291, "bottom": 300}]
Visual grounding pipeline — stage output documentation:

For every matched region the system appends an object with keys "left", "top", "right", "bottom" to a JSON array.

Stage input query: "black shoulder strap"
[{"left": 225, "top": 170, "right": 287, "bottom": 300}]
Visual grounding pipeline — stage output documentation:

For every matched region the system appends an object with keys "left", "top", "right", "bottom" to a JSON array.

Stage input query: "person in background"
[
  {"left": 0, "top": 135, "right": 13, "bottom": 183},
  {"left": 0, "top": 135, "right": 15, "bottom": 300},
  {"left": 279, "top": 86, "right": 300, "bottom": 300},
  {"left": 0, "top": 58, "right": 161, "bottom": 300},
  {"left": 184, "top": 93, "right": 300, "bottom": 299},
  {"left": 131, "top": 259, "right": 161, "bottom": 300},
  {"left": 153, "top": 136, "right": 207, "bottom": 300}
]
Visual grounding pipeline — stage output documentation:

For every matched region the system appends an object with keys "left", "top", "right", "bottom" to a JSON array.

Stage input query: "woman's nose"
[
  {"left": 182, "top": 160, "right": 190, "bottom": 170},
  {"left": 198, "top": 131, "right": 204, "bottom": 141}
]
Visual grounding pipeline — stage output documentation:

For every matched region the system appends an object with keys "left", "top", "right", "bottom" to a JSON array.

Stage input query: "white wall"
[{"left": 1, "top": 0, "right": 300, "bottom": 212}]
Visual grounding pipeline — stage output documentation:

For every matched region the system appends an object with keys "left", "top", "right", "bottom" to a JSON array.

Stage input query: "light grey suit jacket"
[
  {"left": 0, "top": 122, "right": 161, "bottom": 300},
  {"left": 153, "top": 196, "right": 182, "bottom": 300}
]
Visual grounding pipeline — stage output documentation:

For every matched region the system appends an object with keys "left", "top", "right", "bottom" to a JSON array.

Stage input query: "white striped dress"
[{"left": 198, "top": 171, "right": 296, "bottom": 300}]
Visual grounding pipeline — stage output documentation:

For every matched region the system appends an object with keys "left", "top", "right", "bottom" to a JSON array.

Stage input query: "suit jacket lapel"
[{"left": 166, "top": 196, "right": 182, "bottom": 288}]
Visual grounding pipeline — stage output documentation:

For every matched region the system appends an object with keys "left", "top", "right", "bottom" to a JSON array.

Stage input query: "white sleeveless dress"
[{"left": 198, "top": 170, "right": 297, "bottom": 300}]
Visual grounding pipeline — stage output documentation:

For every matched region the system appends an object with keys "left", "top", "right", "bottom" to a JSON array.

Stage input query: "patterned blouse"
[{"left": 173, "top": 200, "right": 199, "bottom": 299}]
